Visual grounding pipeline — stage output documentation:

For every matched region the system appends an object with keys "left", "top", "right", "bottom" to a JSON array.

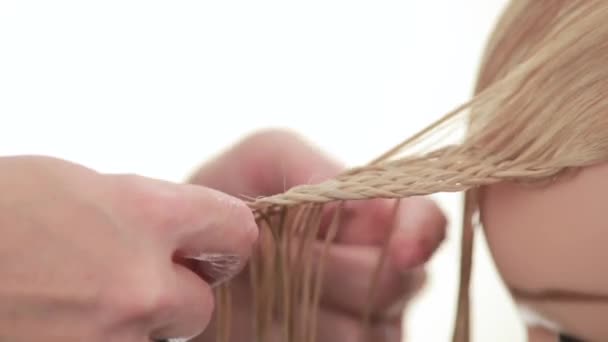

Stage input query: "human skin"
[
  {"left": 0, "top": 130, "right": 447, "bottom": 342},
  {"left": 189, "top": 129, "right": 448, "bottom": 342},
  {"left": 481, "top": 163, "right": 608, "bottom": 341},
  {"left": 0, "top": 155, "right": 258, "bottom": 342}
]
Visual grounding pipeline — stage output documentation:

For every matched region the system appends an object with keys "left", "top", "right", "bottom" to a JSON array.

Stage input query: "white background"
[{"left": 0, "top": 1, "right": 524, "bottom": 341}]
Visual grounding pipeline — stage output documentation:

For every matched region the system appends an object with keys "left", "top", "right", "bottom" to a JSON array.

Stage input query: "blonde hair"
[{"left": 215, "top": 1, "right": 608, "bottom": 341}]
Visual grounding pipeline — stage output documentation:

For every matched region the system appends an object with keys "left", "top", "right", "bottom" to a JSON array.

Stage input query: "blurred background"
[{"left": 0, "top": 1, "right": 524, "bottom": 341}]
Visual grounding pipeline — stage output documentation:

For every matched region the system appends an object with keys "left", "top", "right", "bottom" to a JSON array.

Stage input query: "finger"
[
  {"left": 313, "top": 242, "right": 427, "bottom": 316},
  {"left": 189, "top": 129, "right": 446, "bottom": 254},
  {"left": 315, "top": 308, "right": 402, "bottom": 342},
  {"left": 316, "top": 196, "right": 446, "bottom": 269},
  {"left": 189, "top": 129, "right": 343, "bottom": 197},
  {"left": 314, "top": 198, "right": 396, "bottom": 245},
  {"left": 257, "top": 189, "right": 445, "bottom": 279},
  {"left": 111, "top": 174, "right": 259, "bottom": 284},
  {"left": 149, "top": 265, "right": 215, "bottom": 341},
  {"left": 317, "top": 197, "right": 446, "bottom": 248},
  {"left": 388, "top": 197, "right": 447, "bottom": 270}
]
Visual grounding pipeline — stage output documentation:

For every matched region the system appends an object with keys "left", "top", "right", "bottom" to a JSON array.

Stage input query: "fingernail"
[{"left": 186, "top": 253, "right": 243, "bottom": 287}]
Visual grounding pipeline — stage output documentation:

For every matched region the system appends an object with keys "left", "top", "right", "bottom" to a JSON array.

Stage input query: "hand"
[
  {"left": 189, "top": 130, "right": 447, "bottom": 342},
  {"left": 0, "top": 156, "right": 257, "bottom": 342}
]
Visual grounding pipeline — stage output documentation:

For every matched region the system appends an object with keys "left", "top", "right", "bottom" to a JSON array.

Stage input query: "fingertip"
[
  {"left": 389, "top": 234, "right": 428, "bottom": 270},
  {"left": 175, "top": 186, "right": 259, "bottom": 257},
  {"left": 206, "top": 186, "right": 259, "bottom": 244},
  {"left": 391, "top": 198, "right": 447, "bottom": 269},
  {"left": 398, "top": 198, "right": 447, "bottom": 243}
]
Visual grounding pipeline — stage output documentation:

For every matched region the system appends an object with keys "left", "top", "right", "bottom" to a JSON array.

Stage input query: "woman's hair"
[{"left": 216, "top": 1, "right": 608, "bottom": 341}]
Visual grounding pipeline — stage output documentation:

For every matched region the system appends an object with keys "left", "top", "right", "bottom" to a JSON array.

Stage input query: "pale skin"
[{"left": 0, "top": 130, "right": 447, "bottom": 342}]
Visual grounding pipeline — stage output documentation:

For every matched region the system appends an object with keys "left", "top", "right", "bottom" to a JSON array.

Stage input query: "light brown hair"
[{"left": 217, "top": 1, "right": 608, "bottom": 341}]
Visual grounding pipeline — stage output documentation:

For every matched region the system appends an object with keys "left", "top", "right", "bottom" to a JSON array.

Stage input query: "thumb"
[
  {"left": 113, "top": 175, "right": 259, "bottom": 280},
  {"left": 167, "top": 183, "right": 259, "bottom": 281},
  {"left": 109, "top": 175, "right": 259, "bottom": 339}
]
